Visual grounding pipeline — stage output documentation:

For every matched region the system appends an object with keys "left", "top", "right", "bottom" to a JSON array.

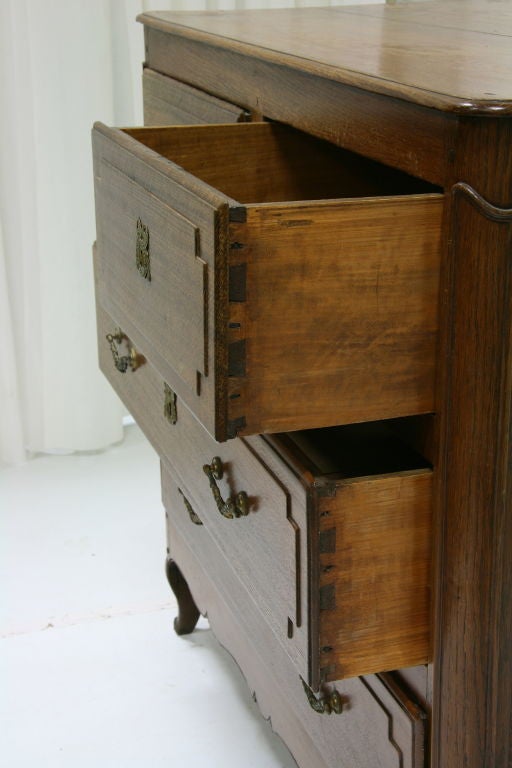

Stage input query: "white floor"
[{"left": 1, "top": 425, "right": 297, "bottom": 767}]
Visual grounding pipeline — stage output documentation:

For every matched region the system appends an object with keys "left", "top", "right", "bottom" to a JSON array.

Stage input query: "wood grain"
[
  {"left": 95, "top": 296, "right": 310, "bottom": 680},
  {"left": 92, "top": 121, "right": 231, "bottom": 441},
  {"left": 95, "top": 157, "right": 208, "bottom": 381},
  {"left": 390, "top": 666, "right": 431, "bottom": 714},
  {"left": 94, "top": 121, "right": 442, "bottom": 441},
  {"left": 139, "top": 2, "right": 512, "bottom": 114},
  {"left": 265, "top": 424, "right": 432, "bottom": 689},
  {"left": 316, "top": 471, "right": 432, "bottom": 683},
  {"left": 143, "top": 29, "right": 453, "bottom": 185},
  {"left": 95, "top": 7, "right": 512, "bottom": 766},
  {"left": 142, "top": 69, "right": 248, "bottom": 126},
  {"left": 229, "top": 195, "right": 442, "bottom": 434},
  {"left": 96, "top": 291, "right": 433, "bottom": 690},
  {"left": 125, "top": 122, "right": 436, "bottom": 204},
  {"left": 431, "top": 116, "right": 512, "bottom": 768},
  {"left": 163, "top": 465, "right": 427, "bottom": 768}
]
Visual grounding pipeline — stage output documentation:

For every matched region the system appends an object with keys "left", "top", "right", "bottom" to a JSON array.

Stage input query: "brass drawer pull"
[
  {"left": 301, "top": 678, "right": 343, "bottom": 715},
  {"left": 202, "top": 457, "right": 249, "bottom": 519},
  {"left": 106, "top": 329, "right": 144, "bottom": 373}
]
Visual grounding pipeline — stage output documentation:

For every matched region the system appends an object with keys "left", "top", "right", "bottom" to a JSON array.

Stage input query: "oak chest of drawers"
[{"left": 92, "top": 4, "right": 512, "bottom": 768}]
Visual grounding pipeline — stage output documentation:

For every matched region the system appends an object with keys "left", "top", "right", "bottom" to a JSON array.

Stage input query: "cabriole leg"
[{"left": 165, "top": 557, "right": 200, "bottom": 635}]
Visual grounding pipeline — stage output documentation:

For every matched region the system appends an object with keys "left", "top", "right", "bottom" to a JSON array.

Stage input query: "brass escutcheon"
[
  {"left": 164, "top": 384, "right": 178, "bottom": 425},
  {"left": 136, "top": 217, "right": 151, "bottom": 281},
  {"left": 202, "top": 457, "right": 249, "bottom": 519}
]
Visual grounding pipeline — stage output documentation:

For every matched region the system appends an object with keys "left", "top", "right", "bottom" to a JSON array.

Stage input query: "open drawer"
[
  {"left": 260, "top": 423, "right": 432, "bottom": 689},
  {"left": 92, "top": 121, "right": 442, "bottom": 441},
  {"left": 96, "top": 292, "right": 432, "bottom": 689}
]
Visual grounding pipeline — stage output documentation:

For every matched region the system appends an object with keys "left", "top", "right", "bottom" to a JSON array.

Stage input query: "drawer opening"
[
  {"left": 269, "top": 417, "right": 432, "bottom": 481},
  {"left": 123, "top": 122, "right": 440, "bottom": 205}
]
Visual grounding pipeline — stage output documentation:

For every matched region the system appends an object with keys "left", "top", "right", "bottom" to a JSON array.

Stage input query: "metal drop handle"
[
  {"left": 202, "top": 457, "right": 249, "bottom": 519},
  {"left": 301, "top": 678, "right": 343, "bottom": 715},
  {"left": 106, "top": 329, "right": 144, "bottom": 373}
]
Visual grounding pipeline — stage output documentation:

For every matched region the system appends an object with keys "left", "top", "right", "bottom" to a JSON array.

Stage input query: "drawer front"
[
  {"left": 165, "top": 432, "right": 307, "bottom": 676},
  {"left": 95, "top": 297, "right": 309, "bottom": 679},
  {"left": 92, "top": 121, "right": 230, "bottom": 439},
  {"left": 143, "top": 69, "right": 249, "bottom": 125},
  {"left": 163, "top": 465, "right": 427, "bottom": 768},
  {"left": 93, "top": 120, "right": 442, "bottom": 442}
]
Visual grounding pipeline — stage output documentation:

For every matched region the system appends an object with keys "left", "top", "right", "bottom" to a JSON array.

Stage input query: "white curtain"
[{"left": 0, "top": 0, "right": 382, "bottom": 465}]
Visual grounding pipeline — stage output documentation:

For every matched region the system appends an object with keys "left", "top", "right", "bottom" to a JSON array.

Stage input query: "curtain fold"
[
  {"left": 0, "top": 219, "right": 25, "bottom": 465},
  {"left": 0, "top": 0, "right": 127, "bottom": 464},
  {"left": 0, "top": 0, "right": 382, "bottom": 465}
]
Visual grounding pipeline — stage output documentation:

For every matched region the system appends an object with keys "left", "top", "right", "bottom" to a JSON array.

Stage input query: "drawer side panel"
[
  {"left": 228, "top": 195, "right": 442, "bottom": 434},
  {"left": 317, "top": 471, "right": 432, "bottom": 682}
]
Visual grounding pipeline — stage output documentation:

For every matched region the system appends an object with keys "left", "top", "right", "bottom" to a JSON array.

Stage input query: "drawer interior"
[
  {"left": 269, "top": 418, "right": 432, "bottom": 480},
  {"left": 124, "top": 122, "right": 439, "bottom": 205}
]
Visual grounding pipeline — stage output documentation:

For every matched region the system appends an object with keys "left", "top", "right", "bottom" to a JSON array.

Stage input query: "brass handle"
[
  {"left": 301, "top": 678, "right": 343, "bottom": 715},
  {"left": 202, "top": 457, "right": 249, "bottom": 519},
  {"left": 106, "top": 329, "right": 144, "bottom": 373}
]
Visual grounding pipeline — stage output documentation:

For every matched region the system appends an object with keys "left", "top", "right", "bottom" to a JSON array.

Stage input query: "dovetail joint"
[{"left": 319, "top": 583, "right": 336, "bottom": 611}]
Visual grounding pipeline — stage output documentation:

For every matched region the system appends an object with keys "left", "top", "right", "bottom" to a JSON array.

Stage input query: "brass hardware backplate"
[
  {"left": 136, "top": 217, "right": 151, "bottom": 281},
  {"left": 164, "top": 384, "right": 178, "bottom": 425},
  {"left": 301, "top": 678, "right": 343, "bottom": 715}
]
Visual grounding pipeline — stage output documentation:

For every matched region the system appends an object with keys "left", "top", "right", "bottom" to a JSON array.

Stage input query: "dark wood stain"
[
  {"left": 319, "top": 584, "right": 336, "bottom": 611},
  {"left": 228, "top": 263, "right": 246, "bottom": 302},
  {"left": 319, "top": 527, "right": 336, "bottom": 554}
]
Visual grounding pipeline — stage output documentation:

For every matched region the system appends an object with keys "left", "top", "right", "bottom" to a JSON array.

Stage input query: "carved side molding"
[{"left": 452, "top": 182, "right": 512, "bottom": 222}]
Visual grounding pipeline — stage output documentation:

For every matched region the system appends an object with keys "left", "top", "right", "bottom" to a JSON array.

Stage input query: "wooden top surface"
[{"left": 139, "top": 0, "right": 512, "bottom": 115}]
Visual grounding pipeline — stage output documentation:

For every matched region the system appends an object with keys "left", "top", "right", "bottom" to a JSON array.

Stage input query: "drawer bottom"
[{"left": 163, "top": 462, "right": 427, "bottom": 768}]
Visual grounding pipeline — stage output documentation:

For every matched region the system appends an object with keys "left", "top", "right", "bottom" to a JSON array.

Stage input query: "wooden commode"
[{"left": 92, "top": 4, "right": 512, "bottom": 768}]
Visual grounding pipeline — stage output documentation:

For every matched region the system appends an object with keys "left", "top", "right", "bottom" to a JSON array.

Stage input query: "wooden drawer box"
[
  {"left": 163, "top": 463, "right": 427, "bottom": 768},
  {"left": 92, "top": 120, "right": 442, "bottom": 442},
  {"left": 96, "top": 295, "right": 432, "bottom": 689},
  {"left": 264, "top": 426, "right": 432, "bottom": 689}
]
